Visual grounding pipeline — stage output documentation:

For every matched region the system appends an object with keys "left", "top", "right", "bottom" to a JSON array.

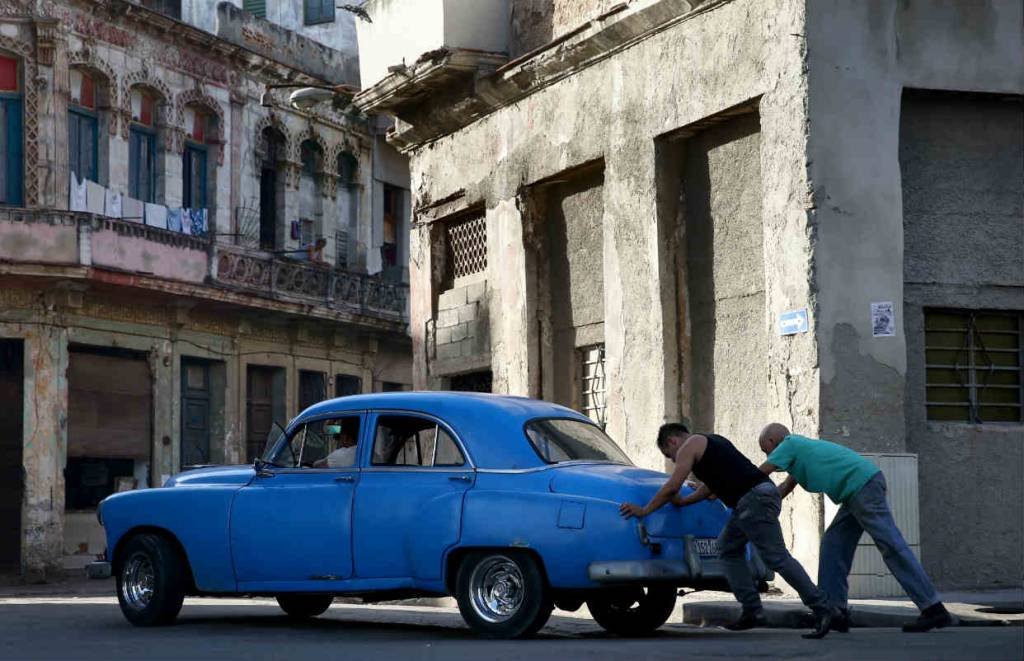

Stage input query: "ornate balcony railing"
[{"left": 214, "top": 246, "right": 408, "bottom": 321}]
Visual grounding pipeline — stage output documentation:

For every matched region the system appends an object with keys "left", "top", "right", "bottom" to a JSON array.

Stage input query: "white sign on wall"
[
  {"left": 779, "top": 308, "right": 809, "bottom": 336},
  {"left": 872, "top": 301, "right": 896, "bottom": 337}
]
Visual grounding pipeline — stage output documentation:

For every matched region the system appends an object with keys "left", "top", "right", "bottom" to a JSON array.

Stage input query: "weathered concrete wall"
[
  {"left": 510, "top": 0, "right": 618, "bottom": 56},
  {"left": 806, "top": 0, "right": 1024, "bottom": 588},
  {"left": 808, "top": 0, "right": 1023, "bottom": 450},
  {"left": 900, "top": 91, "right": 1024, "bottom": 589},
  {"left": 683, "top": 113, "right": 766, "bottom": 458},
  {"left": 435, "top": 277, "right": 490, "bottom": 368},
  {"left": 543, "top": 167, "right": 605, "bottom": 408}
]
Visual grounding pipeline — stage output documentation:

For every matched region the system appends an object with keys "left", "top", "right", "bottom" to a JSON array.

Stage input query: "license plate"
[{"left": 693, "top": 538, "right": 720, "bottom": 556}]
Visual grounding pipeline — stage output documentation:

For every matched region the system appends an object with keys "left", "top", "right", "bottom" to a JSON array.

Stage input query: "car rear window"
[{"left": 525, "top": 418, "right": 632, "bottom": 465}]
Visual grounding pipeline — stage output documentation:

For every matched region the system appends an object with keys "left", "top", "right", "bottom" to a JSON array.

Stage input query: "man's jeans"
[
  {"left": 719, "top": 482, "right": 829, "bottom": 614},
  {"left": 819, "top": 472, "right": 940, "bottom": 611}
]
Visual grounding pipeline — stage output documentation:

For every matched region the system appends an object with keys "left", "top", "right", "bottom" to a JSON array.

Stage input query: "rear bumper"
[
  {"left": 588, "top": 536, "right": 771, "bottom": 588},
  {"left": 86, "top": 561, "right": 112, "bottom": 579}
]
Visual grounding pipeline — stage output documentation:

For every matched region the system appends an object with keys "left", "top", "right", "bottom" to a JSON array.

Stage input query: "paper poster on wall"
[
  {"left": 872, "top": 301, "right": 896, "bottom": 337},
  {"left": 779, "top": 308, "right": 809, "bottom": 336}
]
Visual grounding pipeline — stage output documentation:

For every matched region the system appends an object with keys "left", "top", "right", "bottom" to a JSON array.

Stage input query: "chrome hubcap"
[
  {"left": 121, "top": 552, "right": 155, "bottom": 610},
  {"left": 469, "top": 556, "right": 526, "bottom": 623}
]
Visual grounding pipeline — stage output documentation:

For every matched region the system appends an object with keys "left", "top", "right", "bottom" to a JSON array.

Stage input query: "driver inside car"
[{"left": 313, "top": 419, "right": 359, "bottom": 468}]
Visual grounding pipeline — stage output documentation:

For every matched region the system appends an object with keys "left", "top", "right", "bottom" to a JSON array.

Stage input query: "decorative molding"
[
  {"left": 175, "top": 87, "right": 227, "bottom": 164},
  {"left": 33, "top": 18, "right": 60, "bottom": 66},
  {"left": 0, "top": 33, "right": 41, "bottom": 207},
  {"left": 68, "top": 47, "right": 120, "bottom": 136}
]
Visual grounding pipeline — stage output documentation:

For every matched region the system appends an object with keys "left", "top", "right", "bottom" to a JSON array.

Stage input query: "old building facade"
[
  {"left": 0, "top": 0, "right": 412, "bottom": 578},
  {"left": 355, "top": 0, "right": 1023, "bottom": 591}
]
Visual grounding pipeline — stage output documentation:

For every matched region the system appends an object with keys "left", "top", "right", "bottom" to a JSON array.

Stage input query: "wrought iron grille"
[
  {"left": 580, "top": 344, "right": 607, "bottom": 429},
  {"left": 925, "top": 310, "right": 1023, "bottom": 423},
  {"left": 446, "top": 215, "right": 487, "bottom": 282},
  {"left": 335, "top": 230, "right": 348, "bottom": 269}
]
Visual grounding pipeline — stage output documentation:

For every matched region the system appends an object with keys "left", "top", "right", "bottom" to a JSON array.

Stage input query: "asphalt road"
[{"left": 0, "top": 596, "right": 1020, "bottom": 661}]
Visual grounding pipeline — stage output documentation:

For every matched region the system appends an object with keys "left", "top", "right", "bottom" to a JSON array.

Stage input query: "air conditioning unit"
[{"left": 823, "top": 453, "right": 920, "bottom": 598}]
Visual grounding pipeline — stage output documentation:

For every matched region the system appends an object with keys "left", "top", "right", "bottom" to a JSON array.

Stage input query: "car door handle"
[
  {"left": 335, "top": 475, "right": 356, "bottom": 483},
  {"left": 448, "top": 475, "right": 472, "bottom": 483}
]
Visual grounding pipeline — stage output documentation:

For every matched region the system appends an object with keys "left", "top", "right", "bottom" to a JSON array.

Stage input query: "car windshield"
[{"left": 525, "top": 418, "right": 632, "bottom": 465}]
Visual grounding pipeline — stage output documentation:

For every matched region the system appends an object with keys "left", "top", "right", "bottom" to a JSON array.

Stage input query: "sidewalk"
[{"left": 681, "top": 588, "right": 1024, "bottom": 629}]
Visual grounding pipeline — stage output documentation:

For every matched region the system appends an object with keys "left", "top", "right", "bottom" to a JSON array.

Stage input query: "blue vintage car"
[{"left": 95, "top": 392, "right": 769, "bottom": 638}]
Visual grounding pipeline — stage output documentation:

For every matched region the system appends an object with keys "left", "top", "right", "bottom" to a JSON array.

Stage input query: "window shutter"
[
  {"left": 83, "top": 116, "right": 97, "bottom": 183},
  {"left": 321, "top": 0, "right": 335, "bottom": 22},
  {"left": 0, "top": 102, "right": 7, "bottom": 203},
  {"left": 243, "top": 0, "right": 267, "bottom": 19},
  {"left": 69, "top": 112, "right": 80, "bottom": 180},
  {"left": 128, "top": 130, "right": 139, "bottom": 199}
]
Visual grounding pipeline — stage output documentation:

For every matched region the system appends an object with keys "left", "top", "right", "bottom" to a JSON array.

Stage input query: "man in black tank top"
[{"left": 620, "top": 423, "right": 837, "bottom": 638}]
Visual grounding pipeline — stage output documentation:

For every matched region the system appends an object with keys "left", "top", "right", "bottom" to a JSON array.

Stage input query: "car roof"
[{"left": 295, "top": 392, "right": 595, "bottom": 469}]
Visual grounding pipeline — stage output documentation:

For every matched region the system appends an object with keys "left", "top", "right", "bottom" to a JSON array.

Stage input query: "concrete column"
[
  {"left": 21, "top": 325, "right": 68, "bottom": 581},
  {"left": 601, "top": 139, "right": 677, "bottom": 470},
  {"left": 408, "top": 222, "right": 433, "bottom": 390},
  {"left": 487, "top": 198, "right": 536, "bottom": 397},
  {"left": 150, "top": 340, "right": 174, "bottom": 483}
]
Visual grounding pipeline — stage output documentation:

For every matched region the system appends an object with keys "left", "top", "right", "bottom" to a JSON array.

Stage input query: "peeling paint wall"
[
  {"left": 900, "top": 92, "right": 1024, "bottom": 589},
  {"left": 806, "top": 0, "right": 1024, "bottom": 589}
]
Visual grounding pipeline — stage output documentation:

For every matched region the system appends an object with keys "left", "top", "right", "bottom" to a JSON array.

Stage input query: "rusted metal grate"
[
  {"left": 924, "top": 309, "right": 1022, "bottom": 423},
  {"left": 446, "top": 215, "right": 487, "bottom": 281},
  {"left": 580, "top": 344, "right": 607, "bottom": 429}
]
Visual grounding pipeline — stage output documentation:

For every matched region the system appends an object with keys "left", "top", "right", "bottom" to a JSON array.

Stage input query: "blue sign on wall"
[{"left": 779, "top": 308, "right": 809, "bottom": 336}]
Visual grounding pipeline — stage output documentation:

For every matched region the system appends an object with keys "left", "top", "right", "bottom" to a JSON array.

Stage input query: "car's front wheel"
[
  {"left": 455, "top": 551, "right": 553, "bottom": 638},
  {"left": 587, "top": 586, "right": 677, "bottom": 636},
  {"left": 276, "top": 594, "right": 334, "bottom": 619},
  {"left": 115, "top": 533, "right": 187, "bottom": 627}
]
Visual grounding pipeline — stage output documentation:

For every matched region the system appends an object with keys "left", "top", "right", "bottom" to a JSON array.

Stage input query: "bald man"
[{"left": 757, "top": 423, "right": 953, "bottom": 633}]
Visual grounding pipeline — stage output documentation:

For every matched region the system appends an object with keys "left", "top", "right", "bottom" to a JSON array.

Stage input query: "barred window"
[
  {"left": 925, "top": 310, "right": 1022, "bottom": 423},
  {"left": 445, "top": 214, "right": 487, "bottom": 285},
  {"left": 335, "top": 230, "right": 348, "bottom": 269},
  {"left": 580, "top": 345, "right": 607, "bottom": 429}
]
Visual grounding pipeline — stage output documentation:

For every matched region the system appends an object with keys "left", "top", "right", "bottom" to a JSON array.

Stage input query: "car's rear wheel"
[
  {"left": 587, "top": 586, "right": 677, "bottom": 636},
  {"left": 276, "top": 594, "right": 334, "bottom": 619},
  {"left": 455, "top": 551, "right": 553, "bottom": 638},
  {"left": 115, "top": 533, "right": 186, "bottom": 627}
]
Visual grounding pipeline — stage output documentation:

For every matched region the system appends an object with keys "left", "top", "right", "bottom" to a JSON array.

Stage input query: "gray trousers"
[
  {"left": 819, "top": 472, "right": 940, "bottom": 611},
  {"left": 719, "top": 482, "right": 829, "bottom": 614}
]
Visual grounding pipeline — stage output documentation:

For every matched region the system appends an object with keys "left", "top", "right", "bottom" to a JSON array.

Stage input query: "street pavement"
[{"left": 0, "top": 595, "right": 1021, "bottom": 661}]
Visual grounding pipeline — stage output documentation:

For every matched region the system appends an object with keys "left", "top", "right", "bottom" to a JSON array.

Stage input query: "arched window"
[
  {"left": 182, "top": 105, "right": 218, "bottom": 212},
  {"left": 128, "top": 88, "right": 159, "bottom": 203},
  {"left": 298, "top": 139, "right": 324, "bottom": 253},
  {"left": 69, "top": 69, "right": 99, "bottom": 184},
  {"left": 0, "top": 53, "right": 23, "bottom": 206}
]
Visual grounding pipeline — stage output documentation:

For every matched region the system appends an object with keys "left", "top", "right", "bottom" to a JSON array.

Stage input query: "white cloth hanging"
[{"left": 69, "top": 172, "right": 88, "bottom": 212}]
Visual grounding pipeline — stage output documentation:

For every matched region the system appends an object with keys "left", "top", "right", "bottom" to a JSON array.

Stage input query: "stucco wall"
[
  {"left": 510, "top": 0, "right": 620, "bottom": 56},
  {"left": 900, "top": 91, "right": 1024, "bottom": 589},
  {"left": 406, "top": 0, "right": 820, "bottom": 581},
  {"left": 684, "top": 113, "right": 766, "bottom": 457},
  {"left": 805, "top": 0, "right": 1023, "bottom": 589}
]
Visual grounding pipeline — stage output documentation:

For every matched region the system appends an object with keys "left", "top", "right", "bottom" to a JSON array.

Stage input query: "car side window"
[
  {"left": 372, "top": 415, "right": 465, "bottom": 468},
  {"left": 268, "top": 416, "right": 361, "bottom": 469}
]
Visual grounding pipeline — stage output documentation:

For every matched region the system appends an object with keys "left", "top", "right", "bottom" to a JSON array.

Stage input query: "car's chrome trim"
[{"left": 476, "top": 460, "right": 627, "bottom": 475}]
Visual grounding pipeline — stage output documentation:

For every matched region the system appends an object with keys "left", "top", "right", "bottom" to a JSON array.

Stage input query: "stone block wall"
[{"left": 433, "top": 277, "right": 490, "bottom": 367}]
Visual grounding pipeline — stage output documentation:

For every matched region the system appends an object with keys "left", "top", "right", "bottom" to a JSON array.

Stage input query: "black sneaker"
[
  {"left": 903, "top": 603, "right": 956, "bottom": 632},
  {"left": 833, "top": 608, "right": 851, "bottom": 633},
  {"left": 725, "top": 609, "right": 767, "bottom": 631},
  {"left": 802, "top": 608, "right": 836, "bottom": 639}
]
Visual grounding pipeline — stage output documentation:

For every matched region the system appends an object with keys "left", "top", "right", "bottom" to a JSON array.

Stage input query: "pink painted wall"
[
  {"left": 90, "top": 229, "right": 207, "bottom": 283},
  {"left": 0, "top": 221, "right": 79, "bottom": 264}
]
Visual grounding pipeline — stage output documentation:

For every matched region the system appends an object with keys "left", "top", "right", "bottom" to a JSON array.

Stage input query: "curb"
[{"left": 682, "top": 601, "right": 1021, "bottom": 629}]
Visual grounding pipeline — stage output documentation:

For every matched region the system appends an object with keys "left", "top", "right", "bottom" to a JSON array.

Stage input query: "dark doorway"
[
  {"left": 180, "top": 359, "right": 211, "bottom": 469},
  {"left": 299, "top": 370, "right": 326, "bottom": 412},
  {"left": 336, "top": 374, "right": 362, "bottom": 398},
  {"left": 246, "top": 365, "right": 285, "bottom": 462},
  {"left": 450, "top": 370, "right": 493, "bottom": 393},
  {"left": 259, "top": 167, "right": 276, "bottom": 251},
  {"left": 0, "top": 339, "right": 24, "bottom": 570}
]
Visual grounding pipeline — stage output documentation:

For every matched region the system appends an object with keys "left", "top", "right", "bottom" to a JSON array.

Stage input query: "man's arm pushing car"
[{"left": 620, "top": 434, "right": 709, "bottom": 519}]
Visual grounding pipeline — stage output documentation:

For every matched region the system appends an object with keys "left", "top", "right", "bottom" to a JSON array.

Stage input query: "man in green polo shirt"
[{"left": 757, "top": 423, "right": 954, "bottom": 634}]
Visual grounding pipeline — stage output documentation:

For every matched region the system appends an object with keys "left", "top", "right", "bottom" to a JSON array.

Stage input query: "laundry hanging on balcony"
[
  {"left": 104, "top": 189, "right": 122, "bottom": 219},
  {"left": 144, "top": 203, "right": 168, "bottom": 229},
  {"left": 86, "top": 180, "right": 106, "bottom": 216},
  {"left": 69, "top": 172, "right": 87, "bottom": 212}
]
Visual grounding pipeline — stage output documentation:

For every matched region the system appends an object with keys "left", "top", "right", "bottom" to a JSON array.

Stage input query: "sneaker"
[
  {"left": 833, "top": 608, "right": 851, "bottom": 634},
  {"left": 725, "top": 609, "right": 767, "bottom": 631},
  {"left": 902, "top": 603, "right": 956, "bottom": 633},
  {"left": 802, "top": 608, "right": 836, "bottom": 639}
]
